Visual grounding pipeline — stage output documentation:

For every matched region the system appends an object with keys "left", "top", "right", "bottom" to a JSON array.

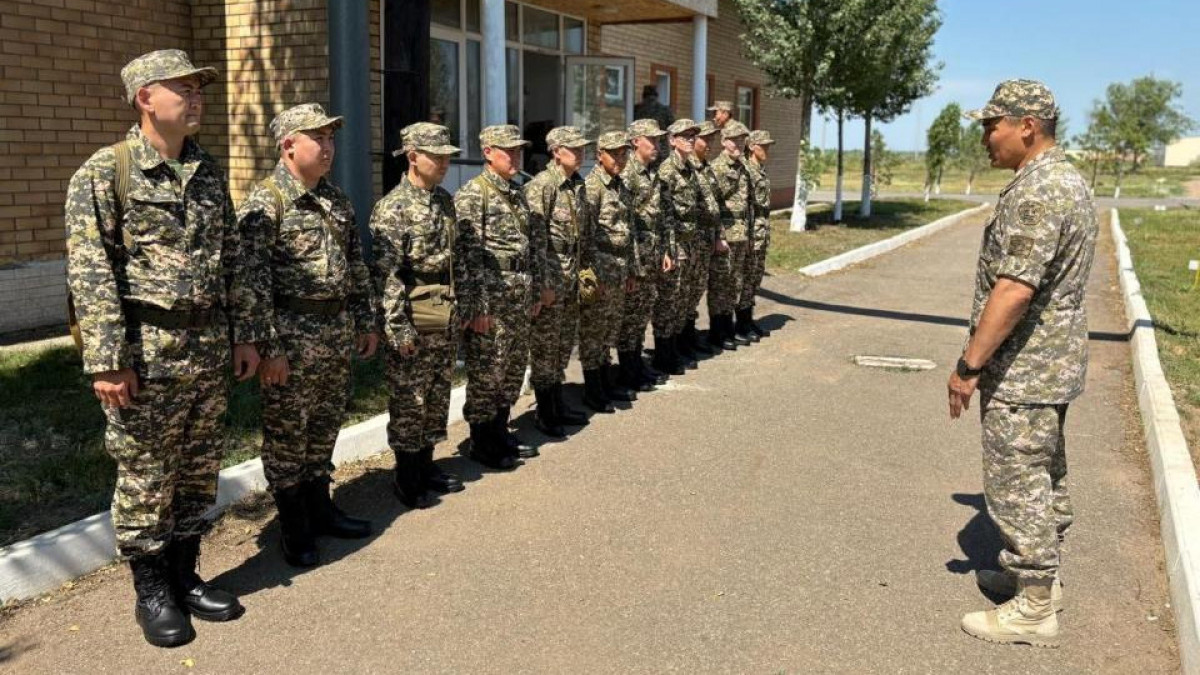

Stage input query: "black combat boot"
[
  {"left": 729, "top": 312, "right": 752, "bottom": 346},
  {"left": 419, "top": 443, "right": 464, "bottom": 493},
  {"left": 129, "top": 553, "right": 195, "bottom": 648},
  {"left": 533, "top": 387, "right": 567, "bottom": 438},
  {"left": 552, "top": 383, "right": 589, "bottom": 426},
  {"left": 582, "top": 369, "right": 616, "bottom": 413},
  {"left": 305, "top": 477, "right": 372, "bottom": 539},
  {"left": 653, "top": 333, "right": 685, "bottom": 376},
  {"left": 675, "top": 332, "right": 698, "bottom": 369},
  {"left": 271, "top": 484, "right": 319, "bottom": 567},
  {"left": 166, "top": 536, "right": 244, "bottom": 622},
  {"left": 602, "top": 362, "right": 637, "bottom": 402},
  {"left": 494, "top": 406, "right": 538, "bottom": 458},
  {"left": 637, "top": 341, "right": 668, "bottom": 385},
  {"left": 686, "top": 319, "right": 715, "bottom": 356},
  {"left": 709, "top": 316, "right": 733, "bottom": 350},
  {"left": 393, "top": 449, "right": 437, "bottom": 509},
  {"left": 747, "top": 307, "right": 769, "bottom": 338},
  {"left": 468, "top": 422, "right": 519, "bottom": 470},
  {"left": 619, "top": 350, "right": 655, "bottom": 392},
  {"left": 735, "top": 307, "right": 760, "bottom": 343}
]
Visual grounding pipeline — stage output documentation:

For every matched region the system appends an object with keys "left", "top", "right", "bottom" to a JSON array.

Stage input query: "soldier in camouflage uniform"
[
  {"left": 524, "top": 126, "right": 593, "bottom": 438},
  {"left": 950, "top": 80, "right": 1095, "bottom": 647},
  {"left": 708, "top": 121, "right": 755, "bottom": 349},
  {"left": 691, "top": 121, "right": 731, "bottom": 353},
  {"left": 368, "top": 122, "right": 465, "bottom": 510},
  {"left": 579, "top": 131, "right": 641, "bottom": 412},
  {"left": 737, "top": 129, "right": 776, "bottom": 340},
  {"left": 653, "top": 118, "right": 705, "bottom": 373},
  {"left": 238, "top": 103, "right": 377, "bottom": 567},
  {"left": 66, "top": 50, "right": 255, "bottom": 648},
  {"left": 633, "top": 85, "right": 675, "bottom": 167},
  {"left": 707, "top": 100, "right": 733, "bottom": 129},
  {"left": 619, "top": 119, "right": 677, "bottom": 386},
  {"left": 456, "top": 125, "right": 550, "bottom": 468}
]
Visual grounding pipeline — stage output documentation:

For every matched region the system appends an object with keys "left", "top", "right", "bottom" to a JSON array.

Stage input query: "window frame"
[
  {"left": 734, "top": 81, "right": 760, "bottom": 129},
  {"left": 649, "top": 63, "right": 678, "bottom": 112}
]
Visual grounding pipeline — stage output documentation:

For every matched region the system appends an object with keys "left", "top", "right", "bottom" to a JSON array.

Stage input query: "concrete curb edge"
[{"left": 1111, "top": 207, "right": 1200, "bottom": 675}]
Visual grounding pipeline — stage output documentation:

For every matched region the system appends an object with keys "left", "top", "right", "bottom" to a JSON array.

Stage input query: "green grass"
[
  {"left": 767, "top": 198, "right": 975, "bottom": 271},
  {"left": 1122, "top": 207, "right": 1200, "bottom": 469},
  {"left": 0, "top": 347, "right": 441, "bottom": 547}
]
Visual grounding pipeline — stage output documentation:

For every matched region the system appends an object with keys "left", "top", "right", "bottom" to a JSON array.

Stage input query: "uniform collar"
[
  {"left": 399, "top": 174, "right": 434, "bottom": 205},
  {"left": 480, "top": 167, "right": 515, "bottom": 193},
  {"left": 272, "top": 161, "right": 318, "bottom": 206},
  {"left": 598, "top": 167, "right": 621, "bottom": 187},
  {"left": 126, "top": 125, "right": 202, "bottom": 172},
  {"left": 1001, "top": 145, "right": 1066, "bottom": 197}
]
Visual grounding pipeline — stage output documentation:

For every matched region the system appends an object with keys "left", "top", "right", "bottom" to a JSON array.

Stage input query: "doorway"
[{"left": 522, "top": 51, "right": 561, "bottom": 174}]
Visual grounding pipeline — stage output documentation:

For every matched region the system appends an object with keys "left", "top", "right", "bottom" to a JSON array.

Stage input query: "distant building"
[{"left": 1160, "top": 137, "right": 1200, "bottom": 167}]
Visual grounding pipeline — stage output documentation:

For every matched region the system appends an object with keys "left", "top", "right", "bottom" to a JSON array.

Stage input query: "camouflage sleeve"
[
  {"left": 453, "top": 183, "right": 489, "bottom": 319},
  {"left": 996, "top": 194, "right": 1064, "bottom": 289},
  {"left": 232, "top": 187, "right": 280, "bottom": 357},
  {"left": 581, "top": 178, "right": 600, "bottom": 271},
  {"left": 367, "top": 199, "right": 418, "bottom": 349},
  {"left": 64, "top": 148, "right": 130, "bottom": 374},
  {"left": 342, "top": 203, "right": 379, "bottom": 335},
  {"left": 518, "top": 190, "right": 546, "bottom": 293},
  {"left": 657, "top": 178, "right": 676, "bottom": 259},
  {"left": 522, "top": 179, "right": 554, "bottom": 294}
]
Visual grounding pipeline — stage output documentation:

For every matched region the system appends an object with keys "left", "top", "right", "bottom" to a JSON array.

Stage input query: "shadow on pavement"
[
  {"left": 0, "top": 637, "right": 38, "bottom": 665},
  {"left": 946, "top": 492, "right": 1005, "bottom": 580}
]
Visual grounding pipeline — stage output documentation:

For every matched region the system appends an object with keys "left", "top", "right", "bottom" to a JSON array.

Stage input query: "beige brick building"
[{"left": 0, "top": 0, "right": 806, "bottom": 333}]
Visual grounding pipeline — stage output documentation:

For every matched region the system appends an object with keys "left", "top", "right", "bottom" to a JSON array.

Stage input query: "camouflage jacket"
[
  {"left": 622, "top": 155, "right": 675, "bottom": 268},
  {"left": 972, "top": 146, "right": 1097, "bottom": 404},
  {"left": 633, "top": 101, "right": 675, "bottom": 133},
  {"left": 236, "top": 162, "right": 377, "bottom": 355},
  {"left": 747, "top": 157, "right": 772, "bottom": 248},
  {"left": 65, "top": 126, "right": 257, "bottom": 378},
  {"left": 368, "top": 175, "right": 457, "bottom": 349},
  {"left": 691, "top": 157, "right": 724, "bottom": 243},
  {"left": 711, "top": 151, "right": 754, "bottom": 243},
  {"left": 524, "top": 163, "right": 586, "bottom": 294},
  {"left": 656, "top": 150, "right": 705, "bottom": 245},
  {"left": 583, "top": 166, "right": 639, "bottom": 285},
  {"left": 453, "top": 168, "right": 544, "bottom": 319}
]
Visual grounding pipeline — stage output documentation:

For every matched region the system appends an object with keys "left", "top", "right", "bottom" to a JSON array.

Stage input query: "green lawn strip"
[
  {"left": 1121, "top": 207, "right": 1200, "bottom": 470},
  {"left": 768, "top": 198, "right": 972, "bottom": 271}
]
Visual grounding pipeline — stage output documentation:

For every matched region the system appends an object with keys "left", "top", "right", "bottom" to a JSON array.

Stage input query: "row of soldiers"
[{"left": 64, "top": 50, "right": 775, "bottom": 649}]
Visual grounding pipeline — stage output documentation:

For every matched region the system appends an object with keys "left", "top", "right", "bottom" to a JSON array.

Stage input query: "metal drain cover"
[{"left": 853, "top": 355, "right": 938, "bottom": 371}]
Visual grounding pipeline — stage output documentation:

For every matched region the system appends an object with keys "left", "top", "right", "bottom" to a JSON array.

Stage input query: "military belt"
[
  {"left": 401, "top": 270, "right": 452, "bottom": 286},
  {"left": 122, "top": 301, "right": 220, "bottom": 330},
  {"left": 273, "top": 293, "right": 345, "bottom": 316},
  {"left": 496, "top": 256, "right": 527, "bottom": 273}
]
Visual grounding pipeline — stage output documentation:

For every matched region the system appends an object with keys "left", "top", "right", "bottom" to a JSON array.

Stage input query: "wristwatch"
[{"left": 956, "top": 357, "right": 983, "bottom": 378}]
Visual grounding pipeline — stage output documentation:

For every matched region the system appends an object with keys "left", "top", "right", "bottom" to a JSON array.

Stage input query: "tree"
[
  {"left": 1088, "top": 76, "right": 1194, "bottom": 198},
  {"left": 734, "top": 0, "right": 846, "bottom": 231},
  {"left": 925, "top": 102, "right": 962, "bottom": 198},
  {"left": 868, "top": 129, "right": 898, "bottom": 197},
  {"left": 1073, "top": 113, "right": 1111, "bottom": 190},
  {"left": 955, "top": 120, "right": 990, "bottom": 195}
]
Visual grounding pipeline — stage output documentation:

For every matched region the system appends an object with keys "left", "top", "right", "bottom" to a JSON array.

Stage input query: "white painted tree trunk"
[
  {"left": 833, "top": 111, "right": 844, "bottom": 223},
  {"left": 789, "top": 139, "right": 808, "bottom": 231},
  {"left": 859, "top": 113, "right": 872, "bottom": 218}
]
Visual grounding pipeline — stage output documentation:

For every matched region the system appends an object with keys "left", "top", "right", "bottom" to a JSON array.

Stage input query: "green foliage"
[
  {"left": 955, "top": 120, "right": 990, "bottom": 191},
  {"left": 925, "top": 102, "right": 962, "bottom": 186},
  {"left": 869, "top": 129, "right": 897, "bottom": 194},
  {"left": 1088, "top": 76, "right": 1194, "bottom": 174}
]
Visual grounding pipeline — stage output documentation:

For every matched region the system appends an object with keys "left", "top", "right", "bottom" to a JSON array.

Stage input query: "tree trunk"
[
  {"left": 965, "top": 171, "right": 973, "bottom": 196},
  {"left": 1090, "top": 157, "right": 1098, "bottom": 189},
  {"left": 1114, "top": 160, "right": 1124, "bottom": 200},
  {"left": 789, "top": 90, "right": 813, "bottom": 232},
  {"left": 859, "top": 112, "right": 873, "bottom": 218},
  {"left": 934, "top": 166, "right": 942, "bottom": 195},
  {"left": 833, "top": 110, "right": 844, "bottom": 223}
]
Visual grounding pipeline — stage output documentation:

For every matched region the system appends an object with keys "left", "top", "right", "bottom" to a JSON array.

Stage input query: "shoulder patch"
[
  {"left": 1017, "top": 200, "right": 1045, "bottom": 228},
  {"left": 1007, "top": 235, "right": 1034, "bottom": 257}
]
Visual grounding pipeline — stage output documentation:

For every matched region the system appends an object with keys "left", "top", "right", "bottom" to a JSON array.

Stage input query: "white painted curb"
[
  {"left": 1111, "top": 208, "right": 1200, "bottom": 675},
  {"left": 798, "top": 202, "right": 990, "bottom": 277}
]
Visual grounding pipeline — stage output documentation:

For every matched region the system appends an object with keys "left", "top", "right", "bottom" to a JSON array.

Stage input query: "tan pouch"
[
  {"left": 578, "top": 267, "right": 599, "bottom": 306},
  {"left": 407, "top": 284, "right": 454, "bottom": 334}
]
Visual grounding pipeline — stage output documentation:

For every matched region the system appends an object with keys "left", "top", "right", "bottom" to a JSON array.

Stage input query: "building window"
[
  {"left": 432, "top": 0, "right": 461, "bottom": 28},
  {"left": 523, "top": 6, "right": 559, "bottom": 50},
  {"left": 430, "top": 38, "right": 460, "bottom": 142},
  {"left": 736, "top": 83, "right": 759, "bottom": 128},
  {"left": 604, "top": 66, "right": 625, "bottom": 104},
  {"left": 564, "top": 17, "right": 584, "bottom": 54},
  {"left": 650, "top": 64, "right": 676, "bottom": 111}
]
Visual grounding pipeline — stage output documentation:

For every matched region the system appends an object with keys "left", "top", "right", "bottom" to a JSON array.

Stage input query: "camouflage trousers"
[
  {"left": 651, "top": 258, "right": 682, "bottom": 336},
  {"left": 463, "top": 272, "right": 531, "bottom": 424},
  {"left": 385, "top": 325, "right": 456, "bottom": 455},
  {"left": 981, "top": 396, "right": 1074, "bottom": 581},
  {"left": 529, "top": 274, "right": 579, "bottom": 389},
  {"left": 708, "top": 240, "right": 747, "bottom": 317},
  {"left": 261, "top": 311, "right": 354, "bottom": 491},
  {"left": 738, "top": 246, "right": 768, "bottom": 310},
  {"left": 676, "top": 238, "right": 711, "bottom": 327},
  {"left": 618, "top": 270, "right": 657, "bottom": 352},
  {"left": 104, "top": 367, "right": 227, "bottom": 557},
  {"left": 579, "top": 278, "right": 627, "bottom": 370}
]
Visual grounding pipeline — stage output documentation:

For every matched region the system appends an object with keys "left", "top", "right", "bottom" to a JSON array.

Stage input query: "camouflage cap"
[
  {"left": 721, "top": 120, "right": 750, "bottom": 139},
  {"left": 965, "top": 79, "right": 1060, "bottom": 121},
  {"left": 707, "top": 100, "right": 733, "bottom": 113},
  {"left": 747, "top": 129, "right": 776, "bottom": 146},
  {"left": 596, "top": 131, "right": 631, "bottom": 151},
  {"left": 121, "top": 49, "right": 217, "bottom": 105},
  {"left": 396, "top": 122, "right": 460, "bottom": 156},
  {"left": 627, "top": 119, "right": 667, "bottom": 138},
  {"left": 696, "top": 120, "right": 720, "bottom": 137},
  {"left": 270, "top": 103, "right": 344, "bottom": 144},
  {"left": 667, "top": 118, "right": 701, "bottom": 135},
  {"left": 545, "top": 126, "right": 593, "bottom": 150},
  {"left": 480, "top": 124, "right": 530, "bottom": 149}
]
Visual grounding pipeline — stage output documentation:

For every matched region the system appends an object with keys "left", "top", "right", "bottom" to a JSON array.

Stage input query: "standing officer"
[
  {"left": 691, "top": 121, "right": 729, "bottom": 354},
  {"left": 368, "top": 122, "right": 466, "bottom": 510},
  {"left": 738, "top": 129, "right": 776, "bottom": 340},
  {"left": 524, "top": 126, "right": 593, "bottom": 438},
  {"left": 65, "top": 50, "right": 258, "bottom": 647},
  {"left": 633, "top": 85, "right": 676, "bottom": 166},
  {"left": 950, "top": 80, "right": 1095, "bottom": 647},
  {"left": 654, "top": 118, "right": 704, "bottom": 373},
  {"left": 579, "top": 131, "right": 641, "bottom": 412},
  {"left": 455, "top": 125, "right": 551, "bottom": 467},
  {"left": 707, "top": 100, "right": 734, "bottom": 129},
  {"left": 238, "top": 103, "right": 377, "bottom": 567},
  {"left": 709, "top": 121, "right": 754, "bottom": 349},
  {"left": 620, "top": 119, "right": 676, "bottom": 386}
]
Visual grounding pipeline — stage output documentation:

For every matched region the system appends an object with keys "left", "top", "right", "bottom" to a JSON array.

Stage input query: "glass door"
[{"left": 564, "top": 56, "right": 635, "bottom": 143}]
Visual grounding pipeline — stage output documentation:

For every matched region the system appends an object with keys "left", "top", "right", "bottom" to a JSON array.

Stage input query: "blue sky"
[{"left": 813, "top": 0, "right": 1200, "bottom": 152}]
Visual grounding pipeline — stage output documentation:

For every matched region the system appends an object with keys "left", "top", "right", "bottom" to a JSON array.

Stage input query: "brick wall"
[{"left": 601, "top": 0, "right": 804, "bottom": 207}]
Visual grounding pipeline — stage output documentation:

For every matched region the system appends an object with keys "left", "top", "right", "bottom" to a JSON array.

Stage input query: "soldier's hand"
[
  {"left": 625, "top": 277, "right": 637, "bottom": 293},
  {"left": 232, "top": 343, "right": 261, "bottom": 381},
  {"left": 92, "top": 368, "right": 139, "bottom": 408},
  {"left": 357, "top": 332, "right": 379, "bottom": 358},
  {"left": 468, "top": 315, "right": 494, "bottom": 334},
  {"left": 531, "top": 301, "right": 543, "bottom": 318},
  {"left": 259, "top": 356, "right": 290, "bottom": 388},
  {"left": 947, "top": 371, "right": 979, "bottom": 420},
  {"left": 661, "top": 254, "right": 675, "bottom": 273},
  {"left": 714, "top": 239, "right": 730, "bottom": 255}
]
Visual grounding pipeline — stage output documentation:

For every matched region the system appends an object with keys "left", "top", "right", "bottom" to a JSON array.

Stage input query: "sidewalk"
[{"left": 0, "top": 211, "right": 1178, "bottom": 673}]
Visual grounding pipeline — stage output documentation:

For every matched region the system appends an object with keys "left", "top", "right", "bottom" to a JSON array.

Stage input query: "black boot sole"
[
  {"left": 427, "top": 477, "right": 465, "bottom": 493},
  {"left": 185, "top": 602, "right": 245, "bottom": 623},
  {"left": 394, "top": 486, "right": 436, "bottom": 509},
  {"left": 281, "top": 546, "right": 319, "bottom": 568},
  {"left": 584, "top": 398, "right": 615, "bottom": 413},
  {"left": 534, "top": 419, "right": 567, "bottom": 438},
  {"left": 140, "top": 626, "right": 196, "bottom": 649}
]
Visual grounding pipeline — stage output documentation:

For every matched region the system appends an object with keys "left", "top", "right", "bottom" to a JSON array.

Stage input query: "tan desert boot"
[
  {"left": 976, "top": 569, "right": 1063, "bottom": 612},
  {"left": 961, "top": 577, "right": 1059, "bottom": 648}
]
